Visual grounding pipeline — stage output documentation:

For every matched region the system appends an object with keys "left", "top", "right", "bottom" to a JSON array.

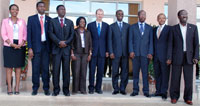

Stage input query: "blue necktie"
[
  {"left": 140, "top": 23, "right": 144, "bottom": 35},
  {"left": 119, "top": 22, "right": 122, "bottom": 32},
  {"left": 97, "top": 23, "right": 101, "bottom": 37}
]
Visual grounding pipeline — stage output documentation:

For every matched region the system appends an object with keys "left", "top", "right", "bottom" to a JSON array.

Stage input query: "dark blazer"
[
  {"left": 153, "top": 25, "right": 171, "bottom": 63},
  {"left": 129, "top": 23, "right": 153, "bottom": 57},
  {"left": 27, "top": 14, "right": 51, "bottom": 53},
  {"left": 49, "top": 17, "right": 74, "bottom": 55},
  {"left": 167, "top": 23, "right": 199, "bottom": 65},
  {"left": 87, "top": 21, "right": 109, "bottom": 57},
  {"left": 108, "top": 22, "right": 129, "bottom": 57},
  {"left": 72, "top": 28, "right": 92, "bottom": 54}
]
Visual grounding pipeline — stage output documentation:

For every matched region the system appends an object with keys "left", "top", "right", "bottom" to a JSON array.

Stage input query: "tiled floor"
[{"left": 0, "top": 78, "right": 199, "bottom": 106}]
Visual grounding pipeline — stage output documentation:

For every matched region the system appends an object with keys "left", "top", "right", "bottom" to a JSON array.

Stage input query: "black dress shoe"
[
  {"left": 52, "top": 92, "right": 58, "bottom": 96},
  {"left": 31, "top": 91, "right": 38, "bottom": 96},
  {"left": 162, "top": 94, "right": 167, "bottom": 100},
  {"left": 144, "top": 93, "right": 151, "bottom": 98},
  {"left": 130, "top": 92, "right": 138, "bottom": 96},
  {"left": 120, "top": 91, "right": 127, "bottom": 95},
  {"left": 7, "top": 92, "right": 13, "bottom": 95},
  {"left": 153, "top": 93, "right": 162, "bottom": 97},
  {"left": 44, "top": 90, "right": 50, "bottom": 96},
  {"left": 14, "top": 92, "right": 20, "bottom": 95},
  {"left": 95, "top": 90, "right": 103, "bottom": 94},
  {"left": 112, "top": 91, "right": 119, "bottom": 95},
  {"left": 64, "top": 92, "right": 70, "bottom": 96},
  {"left": 89, "top": 90, "right": 94, "bottom": 94}
]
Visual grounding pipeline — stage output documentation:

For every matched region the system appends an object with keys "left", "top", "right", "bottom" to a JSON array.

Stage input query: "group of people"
[{"left": 1, "top": 1, "right": 199, "bottom": 105}]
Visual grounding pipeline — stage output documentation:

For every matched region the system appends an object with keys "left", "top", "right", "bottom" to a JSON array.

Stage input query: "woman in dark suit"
[
  {"left": 1, "top": 4, "right": 27, "bottom": 95},
  {"left": 71, "top": 17, "right": 92, "bottom": 94}
]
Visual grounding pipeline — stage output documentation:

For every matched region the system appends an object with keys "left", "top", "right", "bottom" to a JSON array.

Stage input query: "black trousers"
[
  {"left": 72, "top": 53, "right": 88, "bottom": 93},
  {"left": 112, "top": 56, "right": 128, "bottom": 92},
  {"left": 32, "top": 43, "right": 50, "bottom": 91},
  {"left": 170, "top": 53, "right": 193, "bottom": 101},
  {"left": 154, "top": 57, "right": 170, "bottom": 95},
  {"left": 52, "top": 51, "right": 70, "bottom": 94}
]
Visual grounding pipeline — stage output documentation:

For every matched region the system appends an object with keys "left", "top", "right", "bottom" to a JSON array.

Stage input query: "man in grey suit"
[
  {"left": 129, "top": 10, "right": 153, "bottom": 97},
  {"left": 167, "top": 10, "right": 199, "bottom": 105},
  {"left": 108, "top": 10, "right": 129, "bottom": 95},
  {"left": 49, "top": 5, "right": 74, "bottom": 96}
]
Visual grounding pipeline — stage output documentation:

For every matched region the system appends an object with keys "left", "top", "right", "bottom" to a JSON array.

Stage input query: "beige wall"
[{"left": 0, "top": 0, "right": 10, "bottom": 91}]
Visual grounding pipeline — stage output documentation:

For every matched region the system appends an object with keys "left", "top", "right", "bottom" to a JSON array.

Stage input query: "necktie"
[
  {"left": 140, "top": 23, "right": 144, "bottom": 35},
  {"left": 157, "top": 26, "right": 162, "bottom": 39},
  {"left": 40, "top": 16, "right": 44, "bottom": 35},
  {"left": 60, "top": 18, "right": 64, "bottom": 28},
  {"left": 97, "top": 23, "right": 101, "bottom": 36},
  {"left": 119, "top": 22, "right": 122, "bottom": 32}
]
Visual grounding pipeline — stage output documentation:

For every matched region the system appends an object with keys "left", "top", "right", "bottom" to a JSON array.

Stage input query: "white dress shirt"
[
  {"left": 80, "top": 32, "right": 85, "bottom": 48},
  {"left": 179, "top": 24, "right": 187, "bottom": 52},
  {"left": 58, "top": 17, "right": 65, "bottom": 24},
  {"left": 117, "top": 21, "right": 123, "bottom": 28},
  {"left": 138, "top": 22, "right": 145, "bottom": 35},
  {"left": 38, "top": 14, "right": 46, "bottom": 41},
  {"left": 96, "top": 21, "right": 102, "bottom": 29},
  {"left": 156, "top": 24, "right": 166, "bottom": 38},
  {"left": 13, "top": 24, "right": 19, "bottom": 40}
]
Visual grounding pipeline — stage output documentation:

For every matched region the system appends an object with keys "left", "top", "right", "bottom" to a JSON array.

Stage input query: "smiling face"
[
  {"left": 10, "top": 5, "right": 19, "bottom": 17},
  {"left": 116, "top": 10, "right": 124, "bottom": 22},
  {"left": 138, "top": 10, "right": 146, "bottom": 23},
  {"left": 79, "top": 18, "right": 86, "bottom": 28},
  {"left": 178, "top": 10, "right": 188, "bottom": 25},
  {"left": 96, "top": 9, "right": 104, "bottom": 22},
  {"left": 157, "top": 14, "right": 166, "bottom": 25}
]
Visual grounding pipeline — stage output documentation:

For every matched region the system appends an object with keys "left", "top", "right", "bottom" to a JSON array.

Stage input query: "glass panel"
[
  {"left": 123, "top": 17, "right": 128, "bottom": 23},
  {"left": 164, "top": 4, "right": 168, "bottom": 18},
  {"left": 91, "top": 2, "right": 116, "bottom": 15},
  {"left": 10, "top": 0, "right": 14, "bottom": 5},
  {"left": 91, "top": 17, "right": 114, "bottom": 25},
  {"left": 65, "top": 1, "right": 89, "bottom": 13},
  {"left": 49, "top": 0, "right": 63, "bottom": 12},
  {"left": 49, "top": 14, "right": 58, "bottom": 18},
  {"left": 197, "top": 7, "right": 200, "bottom": 19},
  {"left": 66, "top": 16, "right": 88, "bottom": 27},
  {"left": 118, "top": 3, "right": 128, "bottom": 15}
]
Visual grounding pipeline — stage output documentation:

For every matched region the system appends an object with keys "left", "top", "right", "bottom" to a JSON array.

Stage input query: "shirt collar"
[
  {"left": 179, "top": 23, "right": 187, "bottom": 27},
  {"left": 38, "top": 14, "right": 45, "bottom": 19},
  {"left": 159, "top": 24, "right": 166, "bottom": 29}
]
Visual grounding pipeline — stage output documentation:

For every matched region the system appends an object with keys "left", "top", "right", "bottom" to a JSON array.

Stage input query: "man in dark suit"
[
  {"left": 129, "top": 10, "right": 153, "bottom": 97},
  {"left": 167, "top": 10, "right": 199, "bottom": 105},
  {"left": 87, "top": 9, "right": 109, "bottom": 94},
  {"left": 153, "top": 13, "right": 170, "bottom": 100},
  {"left": 27, "top": 1, "right": 51, "bottom": 96},
  {"left": 108, "top": 10, "right": 129, "bottom": 95},
  {"left": 49, "top": 5, "right": 74, "bottom": 96}
]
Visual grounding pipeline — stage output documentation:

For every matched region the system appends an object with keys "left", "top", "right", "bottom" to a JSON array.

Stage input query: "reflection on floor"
[{"left": 0, "top": 78, "right": 199, "bottom": 106}]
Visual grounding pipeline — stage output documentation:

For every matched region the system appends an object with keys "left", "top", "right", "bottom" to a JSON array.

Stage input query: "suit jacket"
[
  {"left": 153, "top": 25, "right": 171, "bottom": 63},
  {"left": 129, "top": 22, "right": 153, "bottom": 57},
  {"left": 49, "top": 17, "right": 74, "bottom": 55},
  {"left": 72, "top": 28, "right": 92, "bottom": 54},
  {"left": 27, "top": 14, "right": 51, "bottom": 53},
  {"left": 87, "top": 21, "right": 109, "bottom": 57},
  {"left": 108, "top": 22, "right": 129, "bottom": 57},
  {"left": 1, "top": 18, "right": 27, "bottom": 47},
  {"left": 167, "top": 23, "right": 199, "bottom": 65}
]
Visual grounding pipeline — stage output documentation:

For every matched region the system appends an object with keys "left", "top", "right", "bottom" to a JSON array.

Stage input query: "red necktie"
[
  {"left": 60, "top": 18, "right": 64, "bottom": 28},
  {"left": 40, "top": 16, "right": 44, "bottom": 35}
]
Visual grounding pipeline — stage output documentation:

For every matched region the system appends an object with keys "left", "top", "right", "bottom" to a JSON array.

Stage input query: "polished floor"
[{"left": 0, "top": 78, "right": 199, "bottom": 106}]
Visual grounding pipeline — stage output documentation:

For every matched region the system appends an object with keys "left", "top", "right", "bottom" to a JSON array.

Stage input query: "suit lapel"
[
  {"left": 44, "top": 16, "right": 48, "bottom": 35},
  {"left": 93, "top": 22, "right": 98, "bottom": 37},
  {"left": 55, "top": 17, "right": 62, "bottom": 29},
  {"left": 158, "top": 25, "right": 167, "bottom": 39},
  {"left": 136, "top": 23, "right": 142, "bottom": 38},
  {"left": 176, "top": 24, "right": 184, "bottom": 42},
  {"left": 142, "top": 24, "right": 148, "bottom": 37},
  {"left": 115, "top": 22, "right": 121, "bottom": 33},
  {"left": 186, "top": 24, "right": 191, "bottom": 46}
]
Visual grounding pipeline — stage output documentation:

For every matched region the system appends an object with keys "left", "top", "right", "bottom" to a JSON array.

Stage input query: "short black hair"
[
  {"left": 177, "top": 9, "right": 187, "bottom": 16},
  {"left": 56, "top": 5, "right": 65, "bottom": 11},
  {"left": 116, "top": 10, "right": 123, "bottom": 15},
  {"left": 9, "top": 4, "right": 19, "bottom": 11},
  {"left": 138, "top": 10, "right": 146, "bottom": 16},
  {"left": 36, "top": 1, "right": 45, "bottom": 7},
  {"left": 76, "top": 16, "right": 87, "bottom": 27}
]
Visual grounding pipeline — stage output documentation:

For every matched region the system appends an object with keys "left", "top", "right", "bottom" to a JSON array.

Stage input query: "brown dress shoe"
[
  {"left": 171, "top": 99, "right": 177, "bottom": 104},
  {"left": 185, "top": 100, "right": 193, "bottom": 105}
]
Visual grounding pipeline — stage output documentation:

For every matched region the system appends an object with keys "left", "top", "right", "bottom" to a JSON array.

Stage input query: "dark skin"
[
  {"left": 129, "top": 10, "right": 153, "bottom": 60},
  {"left": 71, "top": 18, "right": 92, "bottom": 62},
  {"left": 167, "top": 10, "right": 198, "bottom": 65},
  {"left": 29, "top": 3, "right": 46, "bottom": 59},
  {"left": 57, "top": 6, "right": 67, "bottom": 48},
  {"left": 110, "top": 10, "right": 124, "bottom": 59}
]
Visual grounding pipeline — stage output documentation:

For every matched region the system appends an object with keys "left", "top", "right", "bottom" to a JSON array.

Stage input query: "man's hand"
[
  {"left": 110, "top": 53, "right": 115, "bottom": 59},
  {"left": 147, "top": 54, "right": 153, "bottom": 60},
  {"left": 59, "top": 41, "right": 67, "bottom": 48},
  {"left": 106, "top": 52, "right": 109, "bottom": 58},
  {"left": 129, "top": 52, "right": 135, "bottom": 59},
  {"left": 28, "top": 48, "right": 34, "bottom": 59},
  {"left": 87, "top": 55, "right": 91, "bottom": 62},
  {"left": 193, "top": 59, "right": 198, "bottom": 64},
  {"left": 71, "top": 54, "right": 76, "bottom": 61},
  {"left": 166, "top": 59, "right": 171, "bottom": 65}
]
